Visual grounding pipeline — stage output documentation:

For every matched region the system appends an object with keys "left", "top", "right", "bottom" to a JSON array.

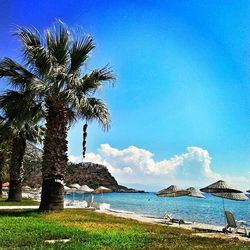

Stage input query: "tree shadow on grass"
[{"left": 0, "top": 209, "right": 38, "bottom": 217}]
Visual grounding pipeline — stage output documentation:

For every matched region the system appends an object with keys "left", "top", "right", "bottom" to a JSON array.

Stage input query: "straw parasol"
[
  {"left": 200, "top": 180, "right": 245, "bottom": 225},
  {"left": 78, "top": 185, "right": 94, "bottom": 193},
  {"left": 247, "top": 190, "right": 250, "bottom": 193},
  {"left": 186, "top": 187, "right": 205, "bottom": 199},
  {"left": 69, "top": 183, "right": 81, "bottom": 189},
  {"left": 157, "top": 185, "right": 190, "bottom": 197},
  {"left": 93, "top": 186, "right": 112, "bottom": 203},
  {"left": 93, "top": 186, "right": 112, "bottom": 194},
  {"left": 200, "top": 180, "right": 242, "bottom": 194},
  {"left": 157, "top": 185, "right": 190, "bottom": 223},
  {"left": 186, "top": 187, "right": 205, "bottom": 223},
  {"left": 76, "top": 185, "right": 94, "bottom": 201},
  {"left": 64, "top": 186, "right": 71, "bottom": 192},
  {"left": 67, "top": 187, "right": 78, "bottom": 202},
  {"left": 211, "top": 192, "right": 249, "bottom": 201}
]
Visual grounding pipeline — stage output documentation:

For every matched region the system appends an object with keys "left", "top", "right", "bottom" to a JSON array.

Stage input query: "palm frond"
[
  {"left": 24, "top": 123, "right": 45, "bottom": 143},
  {"left": 45, "top": 21, "right": 70, "bottom": 66},
  {"left": 69, "top": 35, "right": 95, "bottom": 72},
  {"left": 80, "top": 98, "right": 111, "bottom": 131},
  {"left": 15, "top": 27, "right": 52, "bottom": 76},
  {"left": 0, "top": 117, "right": 13, "bottom": 141},
  {"left": 0, "top": 90, "right": 44, "bottom": 126},
  {"left": 80, "top": 65, "right": 115, "bottom": 93},
  {"left": 0, "top": 58, "right": 34, "bottom": 89}
]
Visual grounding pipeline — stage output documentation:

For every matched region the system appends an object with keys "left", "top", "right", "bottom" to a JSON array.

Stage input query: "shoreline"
[
  {"left": 2, "top": 191, "right": 249, "bottom": 242},
  {"left": 97, "top": 209, "right": 250, "bottom": 242},
  {"left": 0, "top": 197, "right": 249, "bottom": 242}
]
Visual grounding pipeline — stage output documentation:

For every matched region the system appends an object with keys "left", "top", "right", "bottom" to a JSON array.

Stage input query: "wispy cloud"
[{"left": 69, "top": 144, "right": 249, "bottom": 191}]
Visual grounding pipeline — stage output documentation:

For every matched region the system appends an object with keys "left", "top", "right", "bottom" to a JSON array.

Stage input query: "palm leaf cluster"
[
  {"left": 0, "top": 90, "right": 44, "bottom": 143},
  {"left": 0, "top": 22, "right": 114, "bottom": 127}
]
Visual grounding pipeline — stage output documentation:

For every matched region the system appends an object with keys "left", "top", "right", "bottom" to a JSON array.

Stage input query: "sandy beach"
[{"left": 97, "top": 209, "right": 250, "bottom": 243}]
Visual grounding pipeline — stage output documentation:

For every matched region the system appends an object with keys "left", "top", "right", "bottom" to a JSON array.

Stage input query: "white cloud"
[{"left": 69, "top": 144, "right": 249, "bottom": 191}]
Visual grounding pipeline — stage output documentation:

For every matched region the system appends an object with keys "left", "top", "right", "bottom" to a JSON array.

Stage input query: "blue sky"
[{"left": 0, "top": 1, "right": 249, "bottom": 189}]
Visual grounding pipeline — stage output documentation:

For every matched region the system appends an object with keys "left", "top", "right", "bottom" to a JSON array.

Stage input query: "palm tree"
[
  {"left": 0, "top": 118, "right": 11, "bottom": 197},
  {"left": 0, "top": 151, "right": 3, "bottom": 196},
  {"left": 0, "top": 22, "right": 115, "bottom": 210},
  {"left": 0, "top": 132, "right": 10, "bottom": 197},
  {"left": 0, "top": 91, "right": 44, "bottom": 201},
  {"left": 0, "top": 115, "right": 11, "bottom": 197}
]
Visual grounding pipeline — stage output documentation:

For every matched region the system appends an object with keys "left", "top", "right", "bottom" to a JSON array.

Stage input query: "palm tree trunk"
[
  {"left": 7, "top": 136, "right": 26, "bottom": 202},
  {"left": 39, "top": 98, "right": 68, "bottom": 211},
  {"left": 0, "top": 152, "right": 4, "bottom": 197}
]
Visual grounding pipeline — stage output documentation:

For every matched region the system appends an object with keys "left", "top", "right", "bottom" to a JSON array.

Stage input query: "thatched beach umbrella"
[
  {"left": 157, "top": 185, "right": 190, "bottom": 223},
  {"left": 64, "top": 186, "right": 71, "bottom": 192},
  {"left": 76, "top": 185, "right": 94, "bottom": 201},
  {"left": 94, "top": 186, "right": 112, "bottom": 194},
  {"left": 200, "top": 180, "right": 242, "bottom": 194},
  {"left": 67, "top": 187, "right": 78, "bottom": 202},
  {"left": 187, "top": 187, "right": 205, "bottom": 199},
  {"left": 186, "top": 187, "right": 205, "bottom": 223},
  {"left": 157, "top": 185, "right": 190, "bottom": 197},
  {"left": 212, "top": 192, "right": 249, "bottom": 201},
  {"left": 69, "top": 183, "right": 81, "bottom": 189},
  {"left": 68, "top": 184, "right": 81, "bottom": 201},
  {"left": 247, "top": 190, "right": 250, "bottom": 193},
  {"left": 94, "top": 186, "right": 112, "bottom": 203},
  {"left": 78, "top": 185, "right": 94, "bottom": 193},
  {"left": 200, "top": 180, "right": 244, "bottom": 224}
]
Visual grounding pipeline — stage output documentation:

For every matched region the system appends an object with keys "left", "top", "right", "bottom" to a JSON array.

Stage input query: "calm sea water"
[{"left": 66, "top": 192, "right": 250, "bottom": 226}]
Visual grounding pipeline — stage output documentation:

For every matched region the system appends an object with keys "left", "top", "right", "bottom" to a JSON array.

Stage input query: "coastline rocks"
[
  {"left": 66, "top": 162, "right": 118, "bottom": 190},
  {"left": 65, "top": 162, "right": 143, "bottom": 193}
]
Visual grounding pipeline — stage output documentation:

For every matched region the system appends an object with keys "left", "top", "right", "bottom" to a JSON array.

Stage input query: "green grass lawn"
[
  {"left": 0, "top": 196, "right": 39, "bottom": 206},
  {"left": 0, "top": 209, "right": 249, "bottom": 249}
]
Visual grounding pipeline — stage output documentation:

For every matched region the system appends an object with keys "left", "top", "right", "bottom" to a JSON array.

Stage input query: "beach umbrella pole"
[
  {"left": 174, "top": 197, "right": 179, "bottom": 222},
  {"left": 191, "top": 198, "right": 195, "bottom": 223}
]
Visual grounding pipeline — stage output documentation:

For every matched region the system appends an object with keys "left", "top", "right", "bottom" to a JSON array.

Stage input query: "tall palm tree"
[
  {"left": 0, "top": 151, "right": 3, "bottom": 196},
  {"left": 0, "top": 22, "right": 115, "bottom": 210},
  {"left": 0, "top": 116, "right": 11, "bottom": 197},
  {"left": 0, "top": 91, "right": 44, "bottom": 201},
  {"left": 0, "top": 119, "right": 10, "bottom": 197}
]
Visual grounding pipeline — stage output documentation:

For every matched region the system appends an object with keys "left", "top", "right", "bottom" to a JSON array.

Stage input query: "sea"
[{"left": 65, "top": 192, "right": 250, "bottom": 226}]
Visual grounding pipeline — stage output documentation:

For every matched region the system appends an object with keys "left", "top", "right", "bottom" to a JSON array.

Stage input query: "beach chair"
[
  {"left": 223, "top": 211, "right": 248, "bottom": 236},
  {"left": 163, "top": 213, "right": 192, "bottom": 225}
]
